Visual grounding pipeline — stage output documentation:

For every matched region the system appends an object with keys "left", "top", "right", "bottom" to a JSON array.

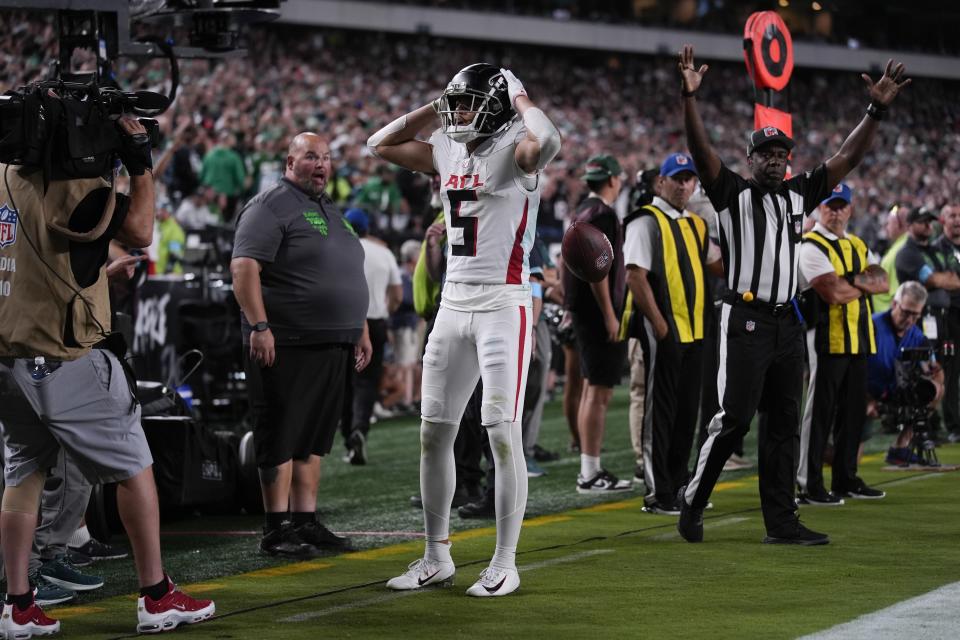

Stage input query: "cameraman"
[
  {"left": 0, "top": 117, "right": 213, "bottom": 635},
  {"left": 867, "top": 282, "right": 944, "bottom": 465}
]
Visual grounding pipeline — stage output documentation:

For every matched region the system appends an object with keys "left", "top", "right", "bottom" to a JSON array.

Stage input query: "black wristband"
[
  {"left": 844, "top": 273, "right": 857, "bottom": 286},
  {"left": 866, "top": 102, "right": 887, "bottom": 121},
  {"left": 681, "top": 87, "right": 697, "bottom": 98}
]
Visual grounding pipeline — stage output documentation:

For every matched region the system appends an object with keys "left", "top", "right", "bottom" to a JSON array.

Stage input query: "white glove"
[{"left": 500, "top": 68, "right": 527, "bottom": 107}]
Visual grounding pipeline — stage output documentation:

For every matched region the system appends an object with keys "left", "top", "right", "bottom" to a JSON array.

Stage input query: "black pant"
[
  {"left": 639, "top": 323, "right": 703, "bottom": 506},
  {"left": 697, "top": 304, "right": 745, "bottom": 457},
  {"left": 341, "top": 318, "right": 388, "bottom": 440},
  {"left": 687, "top": 302, "right": 804, "bottom": 534},
  {"left": 942, "top": 308, "right": 960, "bottom": 434},
  {"left": 799, "top": 343, "right": 867, "bottom": 495}
]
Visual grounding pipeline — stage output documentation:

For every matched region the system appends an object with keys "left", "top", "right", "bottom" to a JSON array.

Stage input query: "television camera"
[
  {"left": 0, "top": 1, "right": 281, "bottom": 183},
  {"left": 879, "top": 345, "right": 941, "bottom": 467}
]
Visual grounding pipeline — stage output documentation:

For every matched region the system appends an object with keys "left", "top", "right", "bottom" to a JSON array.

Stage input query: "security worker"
[
  {"left": 624, "top": 153, "right": 721, "bottom": 514},
  {"left": 798, "top": 183, "right": 888, "bottom": 506}
]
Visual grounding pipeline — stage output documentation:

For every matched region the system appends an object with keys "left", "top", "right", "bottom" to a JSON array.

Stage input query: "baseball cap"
[
  {"left": 906, "top": 207, "right": 937, "bottom": 224},
  {"left": 344, "top": 208, "right": 369, "bottom": 234},
  {"left": 747, "top": 126, "right": 795, "bottom": 155},
  {"left": 660, "top": 153, "right": 698, "bottom": 178},
  {"left": 821, "top": 182, "right": 852, "bottom": 206},
  {"left": 582, "top": 154, "right": 622, "bottom": 182}
]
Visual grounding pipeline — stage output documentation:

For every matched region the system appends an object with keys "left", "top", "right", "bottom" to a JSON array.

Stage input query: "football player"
[{"left": 367, "top": 64, "right": 561, "bottom": 597}]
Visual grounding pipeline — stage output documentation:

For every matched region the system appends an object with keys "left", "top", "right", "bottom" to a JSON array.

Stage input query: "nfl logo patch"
[
  {"left": 676, "top": 154, "right": 688, "bottom": 165},
  {"left": 794, "top": 220, "right": 802, "bottom": 234},
  {"left": 745, "top": 320, "right": 756, "bottom": 332},
  {"left": 0, "top": 203, "right": 18, "bottom": 249},
  {"left": 763, "top": 126, "right": 778, "bottom": 137}
]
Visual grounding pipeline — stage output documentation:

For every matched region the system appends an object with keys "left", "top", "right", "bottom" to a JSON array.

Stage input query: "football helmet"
[{"left": 437, "top": 63, "right": 515, "bottom": 144}]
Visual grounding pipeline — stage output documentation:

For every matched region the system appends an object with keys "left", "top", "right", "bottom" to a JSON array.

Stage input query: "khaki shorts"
[{"left": 0, "top": 350, "right": 152, "bottom": 486}]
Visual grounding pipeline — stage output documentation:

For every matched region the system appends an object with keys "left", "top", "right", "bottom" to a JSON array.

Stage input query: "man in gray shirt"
[{"left": 231, "top": 132, "right": 372, "bottom": 558}]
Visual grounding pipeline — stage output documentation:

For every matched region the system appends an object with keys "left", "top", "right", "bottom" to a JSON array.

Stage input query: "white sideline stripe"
[
  {"left": 651, "top": 516, "right": 749, "bottom": 541},
  {"left": 278, "top": 549, "right": 614, "bottom": 623},
  {"left": 797, "top": 581, "right": 960, "bottom": 640},
  {"left": 880, "top": 473, "right": 946, "bottom": 488}
]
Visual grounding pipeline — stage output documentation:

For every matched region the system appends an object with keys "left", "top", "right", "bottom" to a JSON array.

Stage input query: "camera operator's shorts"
[
  {"left": 573, "top": 319, "right": 627, "bottom": 388},
  {"left": 244, "top": 343, "right": 351, "bottom": 467},
  {"left": 0, "top": 350, "right": 153, "bottom": 487}
]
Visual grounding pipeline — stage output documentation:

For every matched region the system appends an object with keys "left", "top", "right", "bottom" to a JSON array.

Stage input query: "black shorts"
[
  {"left": 573, "top": 321, "right": 627, "bottom": 388},
  {"left": 244, "top": 343, "right": 351, "bottom": 467}
]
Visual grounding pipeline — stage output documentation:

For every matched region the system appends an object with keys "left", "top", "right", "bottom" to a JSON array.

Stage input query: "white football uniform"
[{"left": 421, "top": 118, "right": 541, "bottom": 426}]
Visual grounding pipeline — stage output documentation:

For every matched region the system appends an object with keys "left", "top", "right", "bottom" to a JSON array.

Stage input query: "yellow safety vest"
[
  {"left": 622, "top": 204, "right": 707, "bottom": 343},
  {"left": 803, "top": 230, "right": 877, "bottom": 355}
]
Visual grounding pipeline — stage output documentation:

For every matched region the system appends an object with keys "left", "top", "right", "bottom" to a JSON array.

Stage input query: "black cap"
[
  {"left": 748, "top": 126, "right": 796, "bottom": 155},
  {"left": 906, "top": 208, "right": 937, "bottom": 224}
]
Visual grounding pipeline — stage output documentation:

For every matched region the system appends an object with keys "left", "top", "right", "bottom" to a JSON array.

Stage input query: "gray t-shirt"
[{"left": 232, "top": 178, "right": 368, "bottom": 345}]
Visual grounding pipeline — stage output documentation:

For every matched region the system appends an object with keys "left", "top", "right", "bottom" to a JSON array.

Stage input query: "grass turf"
[{"left": 43, "top": 389, "right": 960, "bottom": 639}]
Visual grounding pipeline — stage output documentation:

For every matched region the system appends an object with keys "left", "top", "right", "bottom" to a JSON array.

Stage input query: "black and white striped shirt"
[{"left": 703, "top": 163, "right": 831, "bottom": 305}]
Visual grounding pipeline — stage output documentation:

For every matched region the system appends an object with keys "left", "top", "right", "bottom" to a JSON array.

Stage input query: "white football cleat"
[
  {"left": 465, "top": 566, "right": 520, "bottom": 597},
  {"left": 386, "top": 558, "right": 455, "bottom": 590}
]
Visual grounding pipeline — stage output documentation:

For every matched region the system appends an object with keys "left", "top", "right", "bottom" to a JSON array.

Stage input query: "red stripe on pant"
[{"left": 512, "top": 306, "right": 527, "bottom": 423}]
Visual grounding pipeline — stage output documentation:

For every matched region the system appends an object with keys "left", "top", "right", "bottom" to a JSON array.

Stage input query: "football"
[{"left": 561, "top": 221, "right": 614, "bottom": 283}]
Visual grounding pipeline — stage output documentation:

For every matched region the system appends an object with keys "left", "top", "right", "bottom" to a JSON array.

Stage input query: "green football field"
[{"left": 47, "top": 389, "right": 960, "bottom": 639}]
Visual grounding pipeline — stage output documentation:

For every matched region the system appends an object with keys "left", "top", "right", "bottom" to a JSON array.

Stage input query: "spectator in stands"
[
  {"left": 393, "top": 239, "right": 425, "bottom": 415},
  {"left": 352, "top": 165, "right": 404, "bottom": 233},
  {"left": 201, "top": 130, "right": 247, "bottom": 222},
  {"left": 231, "top": 132, "right": 372, "bottom": 557},
  {"left": 154, "top": 197, "right": 185, "bottom": 275},
  {"left": 175, "top": 185, "right": 221, "bottom": 231}
]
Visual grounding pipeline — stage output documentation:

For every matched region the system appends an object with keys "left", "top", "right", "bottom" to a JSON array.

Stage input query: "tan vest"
[{"left": 0, "top": 165, "right": 115, "bottom": 360}]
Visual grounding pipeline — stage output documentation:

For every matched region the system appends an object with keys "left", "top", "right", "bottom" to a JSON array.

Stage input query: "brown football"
[{"left": 561, "top": 221, "right": 613, "bottom": 283}]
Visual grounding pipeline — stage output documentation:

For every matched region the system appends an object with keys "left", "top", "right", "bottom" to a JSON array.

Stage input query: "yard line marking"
[
  {"left": 798, "top": 581, "right": 960, "bottom": 640},
  {"left": 525, "top": 515, "right": 573, "bottom": 527},
  {"left": 51, "top": 606, "right": 106, "bottom": 619},
  {"left": 650, "top": 516, "right": 750, "bottom": 541},
  {"left": 277, "top": 550, "right": 614, "bottom": 623}
]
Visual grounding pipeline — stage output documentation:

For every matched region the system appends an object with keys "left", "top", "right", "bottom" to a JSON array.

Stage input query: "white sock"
[
  {"left": 487, "top": 421, "right": 527, "bottom": 570},
  {"left": 580, "top": 454, "right": 601, "bottom": 479},
  {"left": 419, "top": 419, "right": 458, "bottom": 562},
  {"left": 68, "top": 525, "right": 91, "bottom": 548}
]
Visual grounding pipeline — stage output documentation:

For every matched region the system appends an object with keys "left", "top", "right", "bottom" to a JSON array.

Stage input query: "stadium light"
[{"left": 778, "top": 0, "right": 789, "bottom": 7}]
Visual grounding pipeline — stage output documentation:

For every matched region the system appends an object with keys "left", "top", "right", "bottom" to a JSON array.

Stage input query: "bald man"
[{"left": 231, "top": 132, "right": 373, "bottom": 557}]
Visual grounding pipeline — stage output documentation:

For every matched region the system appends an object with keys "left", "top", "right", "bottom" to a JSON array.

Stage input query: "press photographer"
[
  {"left": 0, "top": 112, "right": 214, "bottom": 635},
  {"left": 866, "top": 282, "right": 945, "bottom": 467}
]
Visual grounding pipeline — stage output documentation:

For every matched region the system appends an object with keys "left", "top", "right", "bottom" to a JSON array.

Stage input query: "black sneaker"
[
  {"left": 676, "top": 486, "right": 704, "bottom": 543},
  {"left": 836, "top": 478, "right": 886, "bottom": 500},
  {"left": 457, "top": 495, "right": 496, "bottom": 519},
  {"left": 532, "top": 444, "right": 560, "bottom": 462},
  {"left": 68, "top": 538, "right": 128, "bottom": 561},
  {"left": 763, "top": 521, "right": 830, "bottom": 546},
  {"left": 259, "top": 523, "right": 320, "bottom": 558},
  {"left": 796, "top": 491, "right": 845, "bottom": 507},
  {"left": 343, "top": 430, "right": 367, "bottom": 466},
  {"left": 295, "top": 521, "right": 350, "bottom": 549},
  {"left": 642, "top": 500, "right": 681, "bottom": 516}
]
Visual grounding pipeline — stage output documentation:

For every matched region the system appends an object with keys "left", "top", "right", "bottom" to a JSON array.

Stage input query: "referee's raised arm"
[
  {"left": 677, "top": 45, "right": 721, "bottom": 187},
  {"left": 822, "top": 59, "right": 911, "bottom": 188}
]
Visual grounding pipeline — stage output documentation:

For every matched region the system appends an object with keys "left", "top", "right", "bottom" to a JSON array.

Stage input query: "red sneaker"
[
  {"left": 0, "top": 600, "right": 60, "bottom": 639},
  {"left": 136, "top": 576, "right": 215, "bottom": 634}
]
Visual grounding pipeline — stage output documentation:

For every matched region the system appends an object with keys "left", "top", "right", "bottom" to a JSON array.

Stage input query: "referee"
[{"left": 674, "top": 45, "right": 910, "bottom": 545}]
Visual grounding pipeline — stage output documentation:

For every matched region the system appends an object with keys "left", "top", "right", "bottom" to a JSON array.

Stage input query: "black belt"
[{"left": 721, "top": 292, "right": 794, "bottom": 317}]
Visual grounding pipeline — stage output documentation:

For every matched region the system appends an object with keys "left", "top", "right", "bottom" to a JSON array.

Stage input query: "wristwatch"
[{"left": 252, "top": 321, "right": 270, "bottom": 332}]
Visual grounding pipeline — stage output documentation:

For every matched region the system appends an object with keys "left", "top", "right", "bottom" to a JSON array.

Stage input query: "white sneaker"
[
  {"left": 576, "top": 469, "right": 632, "bottom": 494},
  {"left": 386, "top": 558, "right": 455, "bottom": 590},
  {"left": 465, "top": 566, "right": 520, "bottom": 597}
]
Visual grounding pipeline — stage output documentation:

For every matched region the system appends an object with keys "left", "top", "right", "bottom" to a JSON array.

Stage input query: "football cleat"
[
  {"left": 465, "top": 566, "right": 520, "bottom": 597},
  {"left": 386, "top": 558, "right": 455, "bottom": 590}
]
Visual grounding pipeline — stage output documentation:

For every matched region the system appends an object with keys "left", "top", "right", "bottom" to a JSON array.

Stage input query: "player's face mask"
[{"left": 438, "top": 89, "right": 498, "bottom": 143}]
